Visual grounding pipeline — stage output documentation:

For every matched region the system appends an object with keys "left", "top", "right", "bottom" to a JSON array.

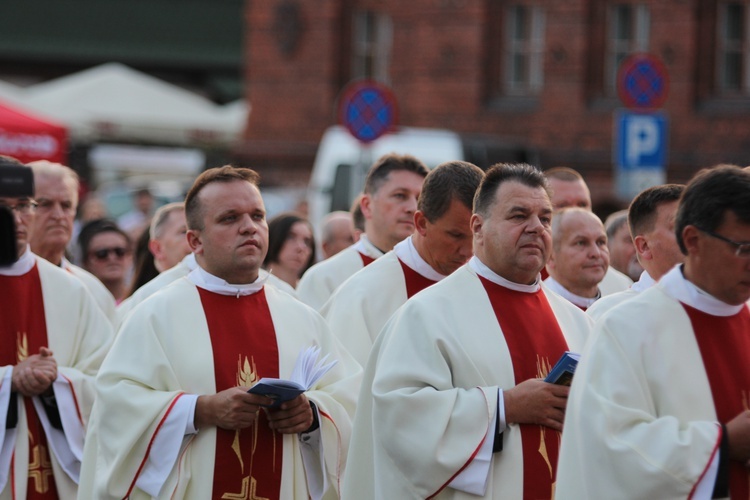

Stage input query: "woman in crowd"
[
  {"left": 263, "top": 212, "right": 315, "bottom": 289},
  {"left": 78, "top": 218, "right": 133, "bottom": 303}
]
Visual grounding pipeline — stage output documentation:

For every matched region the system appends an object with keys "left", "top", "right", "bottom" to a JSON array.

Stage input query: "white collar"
[
  {"left": 182, "top": 252, "right": 198, "bottom": 271},
  {"left": 352, "top": 234, "right": 385, "bottom": 259},
  {"left": 0, "top": 246, "right": 36, "bottom": 276},
  {"left": 187, "top": 265, "right": 268, "bottom": 297},
  {"left": 61, "top": 256, "right": 72, "bottom": 270},
  {"left": 393, "top": 236, "right": 446, "bottom": 282},
  {"left": 630, "top": 270, "right": 656, "bottom": 293},
  {"left": 658, "top": 265, "right": 745, "bottom": 317},
  {"left": 543, "top": 276, "right": 600, "bottom": 309},
  {"left": 469, "top": 256, "right": 540, "bottom": 293}
]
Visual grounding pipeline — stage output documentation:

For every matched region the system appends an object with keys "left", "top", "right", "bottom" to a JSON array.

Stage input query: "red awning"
[{"left": 0, "top": 100, "right": 67, "bottom": 164}]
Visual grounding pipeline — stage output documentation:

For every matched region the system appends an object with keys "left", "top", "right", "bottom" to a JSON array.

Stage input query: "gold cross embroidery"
[
  {"left": 222, "top": 475, "right": 269, "bottom": 500},
  {"left": 28, "top": 444, "right": 53, "bottom": 493}
]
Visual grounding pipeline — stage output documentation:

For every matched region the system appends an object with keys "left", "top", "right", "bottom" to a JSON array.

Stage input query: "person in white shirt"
[
  {"left": 148, "top": 202, "right": 191, "bottom": 274},
  {"left": 604, "top": 209, "right": 643, "bottom": 281},
  {"left": 343, "top": 163, "right": 592, "bottom": 499},
  {"left": 27, "top": 160, "right": 117, "bottom": 323},
  {"left": 297, "top": 153, "right": 428, "bottom": 310},
  {"left": 544, "top": 208, "right": 609, "bottom": 310},
  {"left": 544, "top": 166, "right": 632, "bottom": 295},
  {"left": 587, "top": 183, "right": 685, "bottom": 320},
  {"left": 79, "top": 165, "right": 360, "bottom": 500},
  {"left": 557, "top": 165, "right": 750, "bottom": 499},
  {"left": 322, "top": 161, "right": 484, "bottom": 366}
]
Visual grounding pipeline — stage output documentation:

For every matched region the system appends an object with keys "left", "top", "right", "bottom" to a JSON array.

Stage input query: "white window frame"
[
  {"left": 716, "top": 1, "right": 749, "bottom": 94},
  {"left": 503, "top": 4, "right": 546, "bottom": 96},
  {"left": 606, "top": 4, "right": 650, "bottom": 93},
  {"left": 351, "top": 10, "right": 393, "bottom": 84}
]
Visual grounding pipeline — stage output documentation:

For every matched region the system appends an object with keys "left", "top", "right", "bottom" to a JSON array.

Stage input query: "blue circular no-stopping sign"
[
  {"left": 617, "top": 54, "right": 669, "bottom": 110},
  {"left": 338, "top": 81, "right": 398, "bottom": 143}
]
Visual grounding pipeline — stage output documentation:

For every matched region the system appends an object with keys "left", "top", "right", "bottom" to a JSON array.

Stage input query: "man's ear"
[
  {"left": 681, "top": 225, "right": 700, "bottom": 256},
  {"left": 470, "top": 213, "right": 483, "bottom": 244},
  {"left": 148, "top": 239, "right": 163, "bottom": 261},
  {"left": 414, "top": 211, "right": 428, "bottom": 237},
  {"left": 360, "top": 194, "right": 373, "bottom": 220},
  {"left": 633, "top": 234, "right": 651, "bottom": 261},
  {"left": 187, "top": 229, "right": 203, "bottom": 255}
]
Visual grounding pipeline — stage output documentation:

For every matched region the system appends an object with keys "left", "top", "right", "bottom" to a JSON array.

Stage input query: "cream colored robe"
[
  {"left": 297, "top": 236, "right": 383, "bottom": 311},
  {"left": 64, "top": 258, "right": 117, "bottom": 325},
  {"left": 322, "top": 242, "right": 438, "bottom": 367},
  {"left": 586, "top": 269, "right": 656, "bottom": 322},
  {"left": 342, "top": 263, "right": 592, "bottom": 499},
  {"left": 556, "top": 269, "right": 734, "bottom": 499},
  {"left": 115, "top": 254, "right": 195, "bottom": 328},
  {"left": 0, "top": 256, "right": 113, "bottom": 500},
  {"left": 79, "top": 277, "right": 362, "bottom": 500},
  {"left": 598, "top": 266, "right": 633, "bottom": 296}
]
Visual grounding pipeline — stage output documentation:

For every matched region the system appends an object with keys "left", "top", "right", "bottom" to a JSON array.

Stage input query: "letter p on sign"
[{"left": 616, "top": 111, "right": 668, "bottom": 170}]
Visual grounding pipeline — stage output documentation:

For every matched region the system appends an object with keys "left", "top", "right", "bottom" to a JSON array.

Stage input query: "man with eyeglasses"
[
  {"left": 557, "top": 165, "right": 750, "bottom": 498},
  {"left": 0, "top": 158, "right": 113, "bottom": 499},
  {"left": 27, "top": 160, "right": 117, "bottom": 323}
]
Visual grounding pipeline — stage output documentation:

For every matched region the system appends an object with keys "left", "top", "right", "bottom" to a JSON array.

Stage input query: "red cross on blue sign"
[
  {"left": 338, "top": 80, "right": 398, "bottom": 143},
  {"left": 617, "top": 54, "right": 669, "bottom": 110}
]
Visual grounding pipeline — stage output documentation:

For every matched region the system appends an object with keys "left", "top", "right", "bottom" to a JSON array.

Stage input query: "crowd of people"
[{"left": 1, "top": 152, "right": 749, "bottom": 499}]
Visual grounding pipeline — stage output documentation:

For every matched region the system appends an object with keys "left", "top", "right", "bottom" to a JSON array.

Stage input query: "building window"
[
  {"left": 351, "top": 10, "right": 392, "bottom": 83},
  {"left": 503, "top": 5, "right": 545, "bottom": 96},
  {"left": 717, "top": 2, "right": 748, "bottom": 93},
  {"left": 606, "top": 4, "right": 650, "bottom": 93}
]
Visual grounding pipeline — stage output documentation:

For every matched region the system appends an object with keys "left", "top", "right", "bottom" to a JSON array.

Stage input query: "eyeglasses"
[
  {"left": 89, "top": 247, "right": 130, "bottom": 261},
  {"left": 35, "top": 198, "right": 76, "bottom": 214},
  {"left": 698, "top": 228, "right": 750, "bottom": 257},
  {"left": 0, "top": 200, "right": 38, "bottom": 215}
]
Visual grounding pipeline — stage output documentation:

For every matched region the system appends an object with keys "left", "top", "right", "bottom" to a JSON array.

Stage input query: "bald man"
[
  {"left": 544, "top": 166, "right": 632, "bottom": 295},
  {"left": 319, "top": 211, "right": 355, "bottom": 260},
  {"left": 545, "top": 208, "right": 610, "bottom": 310}
]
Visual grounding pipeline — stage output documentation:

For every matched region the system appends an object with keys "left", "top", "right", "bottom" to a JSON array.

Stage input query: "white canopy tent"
[{"left": 22, "top": 62, "right": 248, "bottom": 147}]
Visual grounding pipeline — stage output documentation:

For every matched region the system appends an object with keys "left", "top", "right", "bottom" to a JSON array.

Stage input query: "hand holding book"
[
  {"left": 247, "top": 346, "right": 337, "bottom": 408},
  {"left": 545, "top": 351, "right": 580, "bottom": 386}
]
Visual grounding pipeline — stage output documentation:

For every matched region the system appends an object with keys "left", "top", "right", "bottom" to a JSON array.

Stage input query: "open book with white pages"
[{"left": 247, "top": 345, "right": 338, "bottom": 408}]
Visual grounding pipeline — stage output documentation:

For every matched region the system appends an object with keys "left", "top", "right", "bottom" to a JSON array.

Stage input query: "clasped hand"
[{"left": 11, "top": 347, "right": 57, "bottom": 397}]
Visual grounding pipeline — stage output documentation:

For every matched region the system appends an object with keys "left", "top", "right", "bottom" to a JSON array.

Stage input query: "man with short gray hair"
[
  {"left": 28, "top": 160, "right": 117, "bottom": 322},
  {"left": 148, "top": 202, "right": 190, "bottom": 273}
]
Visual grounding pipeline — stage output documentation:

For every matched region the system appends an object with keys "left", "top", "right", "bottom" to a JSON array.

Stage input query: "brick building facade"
[{"left": 242, "top": 0, "right": 750, "bottom": 208}]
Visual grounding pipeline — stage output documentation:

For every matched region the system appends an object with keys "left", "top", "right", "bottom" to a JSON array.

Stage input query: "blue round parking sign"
[
  {"left": 338, "top": 81, "right": 398, "bottom": 143},
  {"left": 617, "top": 54, "right": 669, "bottom": 110}
]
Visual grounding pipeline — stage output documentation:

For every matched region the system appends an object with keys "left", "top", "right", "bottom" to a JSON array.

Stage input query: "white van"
[{"left": 306, "top": 125, "right": 537, "bottom": 229}]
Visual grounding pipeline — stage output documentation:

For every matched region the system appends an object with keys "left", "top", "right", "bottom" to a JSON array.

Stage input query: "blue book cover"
[{"left": 544, "top": 351, "right": 581, "bottom": 386}]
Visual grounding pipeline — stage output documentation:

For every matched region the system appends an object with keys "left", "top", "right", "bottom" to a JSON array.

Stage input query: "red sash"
[
  {"left": 198, "top": 287, "right": 283, "bottom": 500},
  {"left": 358, "top": 252, "right": 375, "bottom": 267},
  {"left": 397, "top": 258, "right": 437, "bottom": 298},
  {"left": 0, "top": 264, "right": 58, "bottom": 499},
  {"left": 683, "top": 304, "right": 750, "bottom": 498},
  {"left": 479, "top": 276, "right": 569, "bottom": 499}
]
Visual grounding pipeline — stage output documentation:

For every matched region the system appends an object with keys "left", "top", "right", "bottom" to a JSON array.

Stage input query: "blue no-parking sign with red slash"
[{"left": 338, "top": 80, "right": 398, "bottom": 143}]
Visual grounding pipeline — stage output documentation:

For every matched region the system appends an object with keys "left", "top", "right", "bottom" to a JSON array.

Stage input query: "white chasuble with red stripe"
[
  {"left": 479, "top": 276, "right": 569, "bottom": 500},
  {"left": 0, "top": 264, "right": 58, "bottom": 499},
  {"left": 197, "top": 287, "right": 283, "bottom": 500},
  {"left": 684, "top": 304, "right": 750, "bottom": 498}
]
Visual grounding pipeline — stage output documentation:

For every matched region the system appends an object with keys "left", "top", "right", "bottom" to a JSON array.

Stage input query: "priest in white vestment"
[
  {"left": 343, "top": 163, "right": 593, "bottom": 499},
  {"left": 79, "top": 166, "right": 362, "bottom": 500},
  {"left": 297, "top": 153, "right": 428, "bottom": 310},
  {"left": 544, "top": 166, "right": 632, "bottom": 296},
  {"left": 557, "top": 165, "right": 750, "bottom": 499},
  {"left": 587, "top": 183, "right": 685, "bottom": 321},
  {"left": 321, "top": 161, "right": 483, "bottom": 366},
  {"left": 28, "top": 160, "right": 117, "bottom": 323},
  {"left": 0, "top": 163, "right": 114, "bottom": 500},
  {"left": 544, "top": 208, "right": 609, "bottom": 311}
]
